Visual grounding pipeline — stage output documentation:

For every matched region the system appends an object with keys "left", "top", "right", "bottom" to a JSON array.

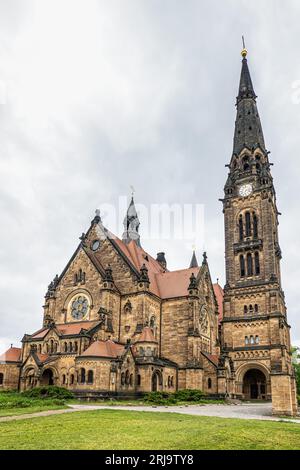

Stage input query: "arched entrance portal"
[
  {"left": 41, "top": 369, "right": 54, "bottom": 386},
  {"left": 243, "top": 369, "right": 266, "bottom": 400},
  {"left": 152, "top": 371, "right": 163, "bottom": 392}
]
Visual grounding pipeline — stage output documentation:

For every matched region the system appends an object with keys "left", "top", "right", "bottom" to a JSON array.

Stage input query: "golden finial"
[{"left": 241, "top": 35, "right": 248, "bottom": 58}]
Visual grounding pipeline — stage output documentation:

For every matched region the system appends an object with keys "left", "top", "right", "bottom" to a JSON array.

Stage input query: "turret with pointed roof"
[
  {"left": 189, "top": 250, "right": 199, "bottom": 269},
  {"left": 233, "top": 49, "right": 266, "bottom": 156},
  {"left": 122, "top": 196, "right": 141, "bottom": 247}
]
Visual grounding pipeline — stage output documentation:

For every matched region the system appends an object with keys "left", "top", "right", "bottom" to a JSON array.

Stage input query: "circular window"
[
  {"left": 70, "top": 295, "right": 90, "bottom": 320},
  {"left": 91, "top": 239, "right": 100, "bottom": 251}
]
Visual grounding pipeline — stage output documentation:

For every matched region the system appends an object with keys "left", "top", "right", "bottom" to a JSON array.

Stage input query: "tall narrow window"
[
  {"left": 247, "top": 253, "right": 253, "bottom": 276},
  {"left": 244, "top": 305, "right": 248, "bottom": 315},
  {"left": 239, "top": 215, "right": 244, "bottom": 241},
  {"left": 0, "top": 373, "right": 3, "bottom": 385},
  {"left": 80, "top": 368, "right": 86, "bottom": 384},
  {"left": 255, "top": 252, "right": 260, "bottom": 275},
  {"left": 70, "top": 374, "right": 74, "bottom": 385},
  {"left": 245, "top": 212, "right": 251, "bottom": 237},
  {"left": 255, "top": 336, "right": 259, "bottom": 344},
  {"left": 249, "top": 305, "right": 254, "bottom": 314},
  {"left": 240, "top": 255, "right": 245, "bottom": 277},
  {"left": 62, "top": 374, "right": 66, "bottom": 385},
  {"left": 253, "top": 214, "right": 258, "bottom": 238},
  {"left": 87, "top": 370, "right": 94, "bottom": 384},
  {"left": 250, "top": 336, "right": 255, "bottom": 345},
  {"left": 208, "top": 378, "right": 212, "bottom": 389},
  {"left": 245, "top": 336, "right": 249, "bottom": 345},
  {"left": 255, "top": 304, "right": 259, "bottom": 313}
]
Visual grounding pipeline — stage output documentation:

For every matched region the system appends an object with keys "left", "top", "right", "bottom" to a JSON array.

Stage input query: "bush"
[
  {"left": 21, "top": 386, "right": 74, "bottom": 400},
  {"left": 143, "top": 392, "right": 177, "bottom": 405},
  {"left": 174, "top": 389, "right": 206, "bottom": 402}
]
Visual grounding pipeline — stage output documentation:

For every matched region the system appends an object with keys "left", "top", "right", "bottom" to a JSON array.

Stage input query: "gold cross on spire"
[{"left": 241, "top": 35, "right": 248, "bottom": 58}]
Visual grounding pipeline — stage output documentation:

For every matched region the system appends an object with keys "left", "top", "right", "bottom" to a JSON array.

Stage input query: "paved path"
[{"left": 0, "top": 403, "right": 299, "bottom": 424}]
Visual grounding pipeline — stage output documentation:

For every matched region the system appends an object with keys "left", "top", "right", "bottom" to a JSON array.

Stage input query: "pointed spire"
[
  {"left": 202, "top": 252, "right": 208, "bottom": 266},
  {"left": 189, "top": 250, "right": 199, "bottom": 269},
  {"left": 122, "top": 196, "right": 141, "bottom": 247},
  {"left": 233, "top": 48, "right": 266, "bottom": 156}
]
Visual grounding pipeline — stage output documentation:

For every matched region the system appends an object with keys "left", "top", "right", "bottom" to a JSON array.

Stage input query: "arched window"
[
  {"left": 239, "top": 215, "right": 244, "bottom": 241},
  {"left": 0, "top": 373, "right": 3, "bottom": 385},
  {"left": 62, "top": 374, "right": 66, "bottom": 385},
  {"left": 46, "top": 343, "right": 49, "bottom": 353},
  {"left": 171, "top": 377, "right": 174, "bottom": 387},
  {"left": 74, "top": 342, "right": 78, "bottom": 352},
  {"left": 245, "top": 212, "right": 251, "bottom": 237},
  {"left": 50, "top": 340, "right": 54, "bottom": 353},
  {"left": 255, "top": 336, "right": 260, "bottom": 344},
  {"left": 253, "top": 214, "right": 258, "bottom": 239},
  {"left": 87, "top": 370, "right": 94, "bottom": 384},
  {"left": 38, "top": 344, "right": 42, "bottom": 353},
  {"left": 125, "top": 370, "right": 130, "bottom": 385},
  {"left": 244, "top": 305, "right": 248, "bottom": 315},
  {"left": 247, "top": 253, "right": 253, "bottom": 276},
  {"left": 250, "top": 336, "right": 255, "bottom": 345},
  {"left": 249, "top": 305, "right": 254, "bottom": 314},
  {"left": 254, "top": 304, "right": 259, "bottom": 313},
  {"left": 208, "top": 378, "right": 212, "bottom": 390},
  {"left": 80, "top": 368, "right": 86, "bottom": 384},
  {"left": 64, "top": 342, "right": 68, "bottom": 353},
  {"left": 69, "top": 342, "right": 73, "bottom": 353},
  {"left": 255, "top": 252, "right": 260, "bottom": 275},
  {"left": 240, "top": 255, "right": 245, "bottom": 277},
  {"left": 129, "top": 374, "right": 133, "bottom": 386},
  {"left": 168, "top": 376, "right": 171, "bottom": 388},
  {"left": 70, "top": 374, "right": 74, "bottom": 385},
  {"left": 245, "top": 336, "right": 249, "bottom": 345},
  {"left": 137, "top": 374, "right": 141, "bottom": 386},
  {"left": 121, "top": 373, "right": 125, "bottom": 386}
]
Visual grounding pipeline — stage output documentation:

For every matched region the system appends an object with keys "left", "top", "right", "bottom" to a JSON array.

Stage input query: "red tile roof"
[
  {"left": 0, "top": 347, "right": 21, "bottom": 363},
  {"left": 31, "top": 328, "right": 50, "bottom": 339},
  {"left": 135, "top": 327, "right": 158, "bottom": 343},
  {"left": 56, "top": 322, "right": 98, "bottom": 336},
  {"left": 156, "top": 267, "right": 200, "bottom": 299},
  {"left": 202, "top": 352, "right": 219, "bottom": 367},
  {"left": 80, "top": 340, "right": 125, "bottom": 358},
  {"left": 213, "top": 283, "right": 224, "bottom": 323},
  {"left": 30, "top": 321, "right": 98, "bottom": 339},
  {"left": 36, "top": 353, "right": 49, "bottom": 363}
]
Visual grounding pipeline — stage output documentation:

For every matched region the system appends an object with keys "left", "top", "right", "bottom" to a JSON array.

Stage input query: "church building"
[{"left": 0, "top": 48, "right": 297, "bottom": 416}]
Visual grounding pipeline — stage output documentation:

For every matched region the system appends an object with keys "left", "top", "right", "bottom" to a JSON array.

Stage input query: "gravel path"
[{"left": 0, "top": 403, "right": 299, "bottom": 424}]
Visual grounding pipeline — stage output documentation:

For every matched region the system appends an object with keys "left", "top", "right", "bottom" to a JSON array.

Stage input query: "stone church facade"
[{"left": 0, "top": 49, "right": 298, "bottom": 416}]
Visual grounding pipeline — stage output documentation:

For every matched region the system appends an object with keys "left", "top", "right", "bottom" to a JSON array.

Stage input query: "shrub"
[
  {"left": 143, "top": 392, "right": 177, "bottom": 405},
  {"left": 174, "top": 389, "right": 206, "bottom": 402},
  {"left": 21, "top": 386, "right": 74, "bottom": 400}
]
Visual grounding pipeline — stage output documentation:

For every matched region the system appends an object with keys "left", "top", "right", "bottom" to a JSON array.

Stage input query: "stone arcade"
[{"left": 0, "top": 49, "right": 297, "bottom": 416}]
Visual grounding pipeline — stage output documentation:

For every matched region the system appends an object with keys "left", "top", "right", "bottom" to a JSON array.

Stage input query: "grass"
[
  {"left": 0, "top": 409, "right": 300, "bottom": 450},
  {"left": 0, "top": 388, "right": 71, "bottom": 417}
]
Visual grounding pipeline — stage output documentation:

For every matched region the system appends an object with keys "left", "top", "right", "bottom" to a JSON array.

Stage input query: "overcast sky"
[{"left": 1, "top": 0, "right": 300, "bottom": 352}]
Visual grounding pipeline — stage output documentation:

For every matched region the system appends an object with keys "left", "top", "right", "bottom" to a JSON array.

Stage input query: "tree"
[{"left": 291, "top": 347, "right": 300, "bottom": 395}]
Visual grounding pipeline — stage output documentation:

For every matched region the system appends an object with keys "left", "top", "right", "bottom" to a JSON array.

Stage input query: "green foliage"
[
  {"left": 21, "top": 386, "right": 74, "bottom": 400},
  {"left": 174, "top": 389, "right": 206, "bottom": 401},
  {"left": 0, "top": 387, "right": 73, "bottom": 412},
  {"left": 143, "top": 389, "right": 207, "bottom": 405}
]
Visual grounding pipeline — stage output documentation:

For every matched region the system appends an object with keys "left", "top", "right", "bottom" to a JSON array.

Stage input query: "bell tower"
[{"left": 221, "top": 46, "right": 298, "bottom": 415}]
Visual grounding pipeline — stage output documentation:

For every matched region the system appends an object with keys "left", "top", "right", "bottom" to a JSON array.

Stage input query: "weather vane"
[
  {"left": 241, "top": 35, "right": 248, "bottom": 58},
  {"left": 130, "top": 185, "right": 135, "bottom": 198}
]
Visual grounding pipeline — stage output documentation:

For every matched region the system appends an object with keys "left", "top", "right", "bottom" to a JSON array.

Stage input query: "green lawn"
[
  {"left": 0, "top": 409, "right": 300, "bottom": 450},
  {"left": 0, "top": 404, "right": 67, "bottom": 418}
]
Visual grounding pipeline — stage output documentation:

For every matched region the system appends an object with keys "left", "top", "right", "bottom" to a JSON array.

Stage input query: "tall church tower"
[{"left": 221, "top": 47, "right": 297, "bottom": 415}]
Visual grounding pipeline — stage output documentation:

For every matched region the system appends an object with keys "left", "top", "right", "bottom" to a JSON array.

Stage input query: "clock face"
[
  {"left": 70, "top": 295, "right": 89, "bottom": 320},
  {"left": 239, "top": 184, "right": 253, "bottom": 198}
]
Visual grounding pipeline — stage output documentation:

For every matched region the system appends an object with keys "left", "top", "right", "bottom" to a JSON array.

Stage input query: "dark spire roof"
[
  {"left": 233, "top": 53, "right": 266, "bottom": 156},
  {"left": 122, "top": 196, "right": 141, "bottom": 247},
  {"left": 189, "top": 250, "right": 199, "bottom": 269}
]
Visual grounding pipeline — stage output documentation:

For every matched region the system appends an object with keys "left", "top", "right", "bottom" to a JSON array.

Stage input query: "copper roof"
[
  {"left": 0, "top": 347, "right": 21, "bottom": 363},
  {"left": 80, "top": 340, "right": 125, "bottom": 358},
  {"left": 213, "top": 283, "right": 224, "bottom": 323},
  {"left": 135, "top": 327, "right": 158, "bottom": 344}
]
